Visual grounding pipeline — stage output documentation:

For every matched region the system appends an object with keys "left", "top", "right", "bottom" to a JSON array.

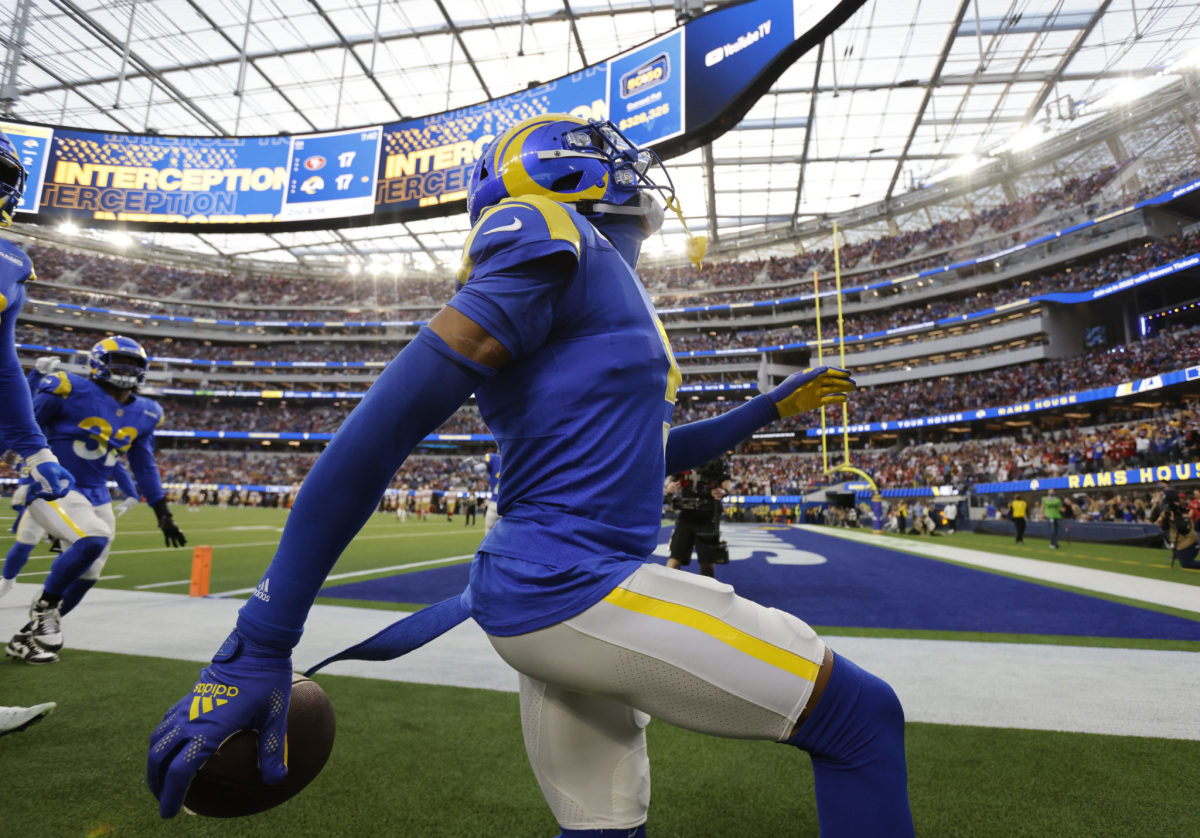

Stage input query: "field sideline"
[{"left": 2, "top": 506, "right": 1198, "bottom": 836}]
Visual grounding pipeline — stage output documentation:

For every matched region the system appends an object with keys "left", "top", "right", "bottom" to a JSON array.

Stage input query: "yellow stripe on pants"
[
  {"left": 47, "top": 500, "right": 87, "bottom": 538},
  {"left": 602, "top": 587, "right": 820, "bottom": 682}
]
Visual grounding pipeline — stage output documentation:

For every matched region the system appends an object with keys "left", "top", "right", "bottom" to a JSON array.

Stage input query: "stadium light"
[
  {"left": 934, "top": 155, "right": 983, "bottom": 181},
  {"left": 109, "top": 232, "right": 134, "bottom": 249},
  {"left": 1003, "top": 124, "right": 1047, "bottom": 154},
  {"left": 347, "top": 261, "right": 361, "bottom": 276},
  {"left": 1092, "top": 77, "right": 1153, "bottom": 112},
  {"left": 58, "top": 221, "right": 77, "bottom": 235}
]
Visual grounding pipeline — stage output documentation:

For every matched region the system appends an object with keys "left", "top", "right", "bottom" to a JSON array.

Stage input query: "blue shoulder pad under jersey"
[{"left": 455, "top": 195, "right": 582, "bottom": 286}]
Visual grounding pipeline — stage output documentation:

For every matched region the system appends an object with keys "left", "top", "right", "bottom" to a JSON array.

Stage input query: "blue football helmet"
[
  {"left": 89, "top": 336, "right": 148, "bottom": 390},
  {"left": 467, "top": 114, "right": 674, "bottom": 225},
  {"left": 0, "top": 129, "right": 27, "bottom": 228}
]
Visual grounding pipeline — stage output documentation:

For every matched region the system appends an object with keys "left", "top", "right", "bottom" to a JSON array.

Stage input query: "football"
[{"left": 183, "top": 674, "right": 336, "bottom": 817}]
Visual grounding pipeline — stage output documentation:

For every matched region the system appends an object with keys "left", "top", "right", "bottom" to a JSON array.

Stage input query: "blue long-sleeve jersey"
[{"left": 0, "top": 239, "right": 47, "bottom": 458}]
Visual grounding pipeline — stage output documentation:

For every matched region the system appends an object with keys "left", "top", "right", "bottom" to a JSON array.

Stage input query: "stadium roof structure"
[{"left": 4, "top": 0, "right": 1200, "bottom": 276}]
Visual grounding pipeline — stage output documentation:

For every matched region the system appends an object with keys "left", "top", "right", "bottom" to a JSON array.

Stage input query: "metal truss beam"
[
  {"left": 47, "top": 0, "right": 228, "bottom": 134},
  {"left": 182, "top": 0, "right": 319, "bottom": 133},
  {"left": 563, "top": 1, "right": 589, "bottom": 67},
  {"left": 770, "top": 68, "right": 1154, "bottom": 97},
  {"left": 886, "top": 0, "right": 973, "bottom": 201},
  {"left": 790, "top": 39, "right": 823, "bottom": 231},
  {"left": 21, "top": 2, "right": 673, "bottom": 98},
  {"left": 432, "top": 0, "right": 491, "bottom": 99},
  {"left": 1023, "top": 0, "right": 1112, "bottom": 125},
  {"left": 308, "top": 0, "right": 405, "bottom": 120}
]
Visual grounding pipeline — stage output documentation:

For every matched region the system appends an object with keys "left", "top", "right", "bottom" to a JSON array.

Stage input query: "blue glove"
[
  {"left": 147, "top": 629, "right": 293, "bottom": 818},
  {"left": 767, "top": 366, "right": 856, "bottom": 419},
  {"left": 25, "top": 449, "right": 75, "bottom": 500}
]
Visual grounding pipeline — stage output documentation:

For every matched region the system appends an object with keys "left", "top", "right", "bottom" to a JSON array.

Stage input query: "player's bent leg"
[
  {"left": 60, "top": 504, "right": 115, "bottom": 616},
  {"left": 490, "top": 564, "right": 824, "bottom": 741},
  {"left": 786, "top": 654, "right": 914, "bottom": 838},
  {"left": 490, "top": 563, "right": 911, "bottom": 835},
  {"left": 2, "top": 510, "right": 48, "bottom": 597},
  {"left": 517, "top": 674, "right": 650, "bottom": 834},
  {"left": 20, "top": 494, "right": 113, "bottom": 652}
]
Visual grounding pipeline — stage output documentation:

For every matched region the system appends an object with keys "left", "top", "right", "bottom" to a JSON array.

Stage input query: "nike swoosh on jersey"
[{"left": 483, "top": 217, "right": 523, "bottom": 235}]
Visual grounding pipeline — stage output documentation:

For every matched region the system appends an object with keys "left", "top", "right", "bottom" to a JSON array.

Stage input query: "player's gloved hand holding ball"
[
  {"left": 147, "top": 629, "right": 292, "bottom": 818},
  {"left": 767, "top": 366, "right": 855, "bottom": 418},
  {"left": 25, "top": 448, "right": 75, "bottom": 500}
]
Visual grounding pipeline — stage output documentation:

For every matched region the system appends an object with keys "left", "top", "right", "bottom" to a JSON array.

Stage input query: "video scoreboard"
[{"left": 2, "top": 0, "right": 859, "bottom": 231}]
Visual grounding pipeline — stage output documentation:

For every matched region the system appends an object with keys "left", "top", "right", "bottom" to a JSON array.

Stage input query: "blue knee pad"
[
  {"left": 786, "top": 653, "right": 914, "bottom": 838},
  {"left": 42, "top": 536, "right": 107, "bottom": 598},
  {"left": 3, "top": 542, "right": 34, "bottom": 580}
]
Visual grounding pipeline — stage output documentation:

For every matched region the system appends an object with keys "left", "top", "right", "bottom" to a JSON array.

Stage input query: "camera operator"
[
  {"left": 664, "top": 456, "right": 733, "bottom": 578},
  {"left": 1155, "top": 490, "right": 1200, "bottom": 569}
]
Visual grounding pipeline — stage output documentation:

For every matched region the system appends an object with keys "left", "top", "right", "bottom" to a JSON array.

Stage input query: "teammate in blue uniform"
[
  {"left": 6, "top": 336, "right": 186, "bottom": 664},
  {"left": 0, "top": 442, "right": 140, "bottom": 601},
  {"left": 0, "top": 128, "right": 74, "bottom": 708},
  {"left": 147, "top": 115, "right": 912, "bottom": 836}
]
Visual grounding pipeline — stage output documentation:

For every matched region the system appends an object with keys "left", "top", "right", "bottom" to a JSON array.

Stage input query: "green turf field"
[
  {"left": 3, "top": 649, "right": 1199, "bottom": 838},
  {"left": 2, "top": 508, "right": 1198, "bottom": 836}
]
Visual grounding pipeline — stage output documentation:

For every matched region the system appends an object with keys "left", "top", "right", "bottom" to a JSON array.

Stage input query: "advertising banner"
[{"left": 0, "top": 0, "right": 865, "bottom": 231}]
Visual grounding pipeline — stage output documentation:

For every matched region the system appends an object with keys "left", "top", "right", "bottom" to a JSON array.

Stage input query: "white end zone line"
[
  {"left": 106, "top": 527, "right": 474, "bottom": 558},
  {"left": 208, "top": 553, "right": 475, "bottom": 597},
  {"left": 796, "top": 524, "right": 1200, "bottom": 614}
]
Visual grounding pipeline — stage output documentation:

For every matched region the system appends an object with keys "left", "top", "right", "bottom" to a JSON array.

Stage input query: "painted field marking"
[
  {"left": 106, "top": 527, "right": 476, "bottom": 558},
  {"left": 210, "top": 553, "right": 475, "bottom": 598}
]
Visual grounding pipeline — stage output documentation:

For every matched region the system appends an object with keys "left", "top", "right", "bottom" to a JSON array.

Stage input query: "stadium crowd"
[
  {"left": 20, "top": 227, "right": 1200, "bottom": 371},
  {"left": 18, "top": 162, "right": 1196, "bottom": 330}
]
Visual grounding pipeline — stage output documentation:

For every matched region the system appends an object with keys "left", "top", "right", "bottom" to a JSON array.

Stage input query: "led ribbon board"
[{"left": 1, "top": 0, "right": 863, "bottom": 233}]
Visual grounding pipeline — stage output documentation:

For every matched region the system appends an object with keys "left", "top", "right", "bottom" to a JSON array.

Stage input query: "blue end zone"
[
  {"left": 322, "top": 562, "right": 471, "bottom": 605},
  {"left": 319, "top": 526, "right": 1200, "bottom": 641}
]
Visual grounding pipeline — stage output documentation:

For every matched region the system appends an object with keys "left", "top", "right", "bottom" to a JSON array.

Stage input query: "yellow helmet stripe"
[
  {"left": 100, "top": 337, "right": 121, "bottom": 352},
  {"left": 496, "top": 115, "right": 607, "bottom": 206}
]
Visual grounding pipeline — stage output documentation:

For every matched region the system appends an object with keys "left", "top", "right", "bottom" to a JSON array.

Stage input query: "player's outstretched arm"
[
  {"left": 665, "top": 366, "right": 854, "bottom": 474},
  {"left": 147, "top": 312, "right": 502, "bottom": 818},
  {"left": 1, "top": 295, "right": 74, "bottom": 499}
]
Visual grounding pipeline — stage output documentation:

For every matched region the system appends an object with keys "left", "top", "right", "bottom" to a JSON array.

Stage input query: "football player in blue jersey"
[
  {"left": 0, "top": 128, "right": 74, "bottom": 706},
  {"left": 6, "top": 336, "right": 186, "bottom": 664},
  {"left": 148, "top": 115, "right": 912, "bottom": 837}
]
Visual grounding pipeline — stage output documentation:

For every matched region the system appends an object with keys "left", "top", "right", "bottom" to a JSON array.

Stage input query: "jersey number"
[{"left": 73, "top": 416, "right": 138, "bottom": 467}]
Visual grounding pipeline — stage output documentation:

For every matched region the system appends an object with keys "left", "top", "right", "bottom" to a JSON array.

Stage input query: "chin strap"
[
  {"left": 664, "top": 194, "right": 707, "bottom": 268},
  {"left": 577, "top": 194, "right": 706, "bottom": 268}
]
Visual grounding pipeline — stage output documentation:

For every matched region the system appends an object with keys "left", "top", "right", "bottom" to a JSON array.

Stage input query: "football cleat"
[
  {"left": 89, "top": 335, "right": 148, "bottom": 390},
  {"left": 28, "top": 597, "right": 63, "bottom": 652},
  {"left": 0, "top": 577, "right": 13, "bottom": 600},
  {"left": 6, "top": 632, "right": 58, "bottom": 665},
  {"left": 0, "top": 703, "right": 56, "bottom": 735}
]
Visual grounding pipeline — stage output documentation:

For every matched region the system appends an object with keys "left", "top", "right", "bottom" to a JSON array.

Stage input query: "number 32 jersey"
[{"left": 32, "top": 371, "right": 167, "bottom": 506}]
